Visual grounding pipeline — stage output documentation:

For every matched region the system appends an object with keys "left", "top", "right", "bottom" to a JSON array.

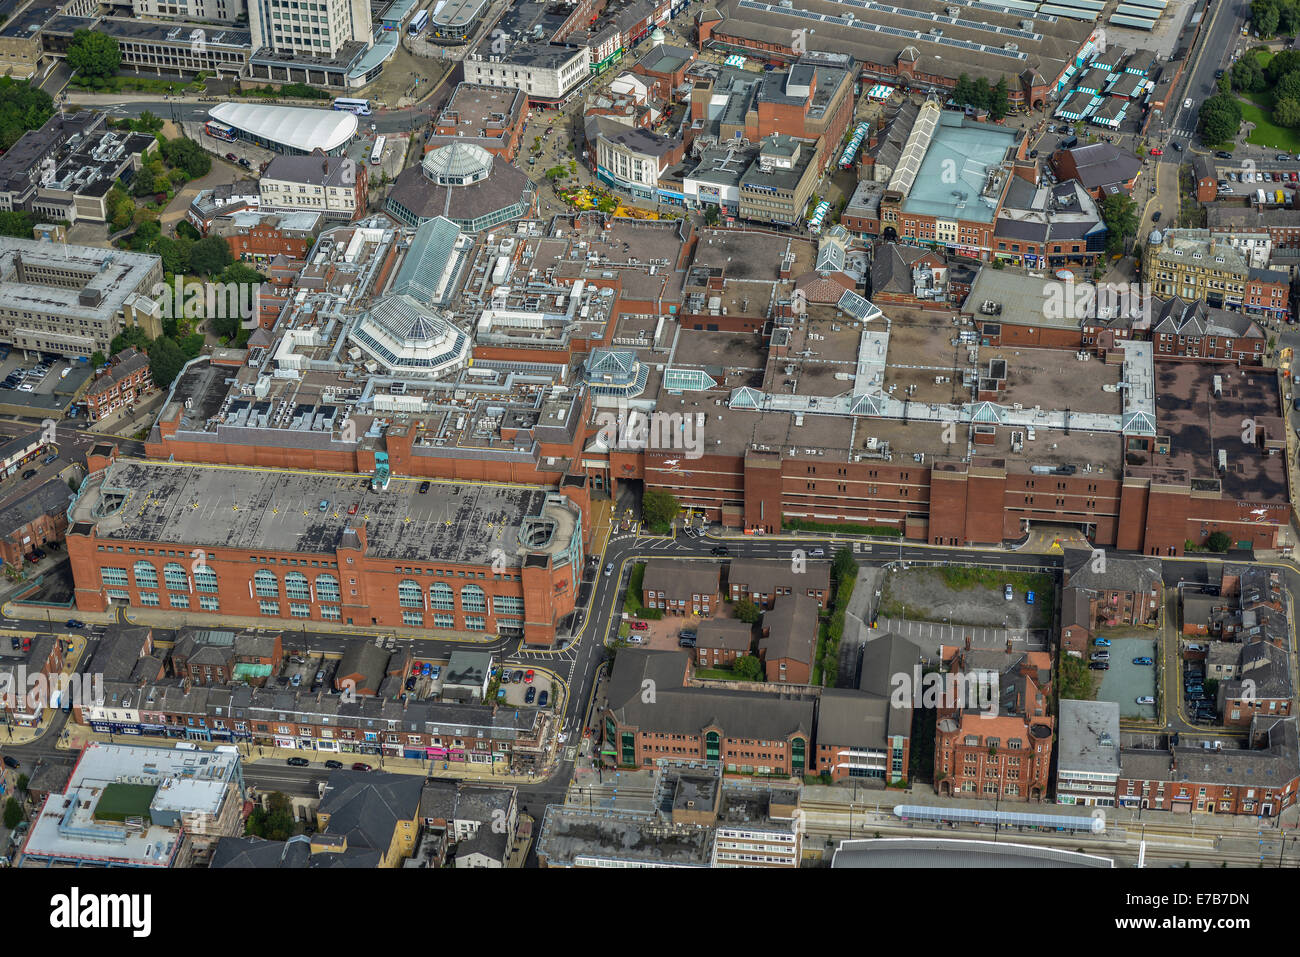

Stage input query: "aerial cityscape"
[{"left": 0, "top": 0, "right": 1293, "bottom": 897}]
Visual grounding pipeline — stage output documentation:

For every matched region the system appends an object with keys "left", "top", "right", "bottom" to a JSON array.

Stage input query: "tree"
[
  {"left": 220, "top": 261, "right": 266, "bottom": 287},
  {"left": 15, "top": 774, "right": 28, "bottom": 794},
  {"left": 1252, "top": 0, "right": 1280, "bottom": 37},
  {"left": 132, "top": 165, "right": 158, "bottom": 198},
  {"left": 156, "top": 236, "right": 193, "bottom": 276},
  {"left": 1231, "top": 57, "right": 1267, "bottom": 93},
  {"left": 67, "top": 31, "right": 121, "bottom": 79},
  {"left": 89, "top": 351, "right": 105, "bottom": 368},
  {"left": 733, "top": 655, "right": 763, "bottom": 681},
  {"left": 106, "top": 184, "right": 135, "bottom": 231},
  {"left": 129, "top": 220, "right": 161, "bottom": 252},
  {"left": 989, "top": 77, "right": 1010, "bottom": 121},
  {"left": 1278, "top": 70, "right": 1300, "bottom": 102},
  {"left": 1276, "top": 97, "right": 1300, "bottom": 128},
  {"left": 952, "top": 74, "right": 975, "bottom": 108},
  {"left": 148, "top": 336, "right": 186, "bottom": 388},
  {"left": 133, "top": 110, "right": 163, "bottom": 134},
  {"left": 3, "top": 797, "right": 22, "bottom": 830},
  {"left": 175, "top": 220, "right": 202, "bottom": 241},
  {"left": 189, "top": 235, "right": 234, "bottom": 276},
  {"left": 245, "top": 791, "right": 295, "bottom": 840},
  {"left": 0, "top": 78, "right": 55, "bottom": 152},
  {"left": 1206, "top": 531, "right": 1232, "bottom": 552},
  {"left": 832, "top": 546, "right": 856, "bottom": 583},
  {"left": 1099, "top": 193, "right": 1139, "bottom": 255},
  {"left": 0, "top": 210, "right": 35, "bottom": 239},
  {"left": 110, "top": 326, "right": 150, "bottom": 356},
  {"left": 640, "top": 488, "right": 679, "bottom": 529},
  {"left": 1198, "top": 95, "right": 1244, "bottom": 145},
  {"left": 734, "top": 598, "right": 761, "bottom": 624},
  {"left": 160, "top": 137, "right": 211, "bottom": 179}
]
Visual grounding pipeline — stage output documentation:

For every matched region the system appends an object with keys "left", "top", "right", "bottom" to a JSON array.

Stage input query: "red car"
[
  {"left": 1149, "top": 147, "right": 1163, "bottom": 156},
  {"left": 412, "top": 664, "right": 422, "bottom": 676},
  {"left": 351, "top": 762, "right": 371, "bottom": 772},
  {"left": 348, "top": 502, "right": 359, "bottom": 515},
  {"left": 630, "top": 621, "right": 649, "bottom": 630},
  {"left": 525, "top": 670, "right": 535, "bottom": 683}
]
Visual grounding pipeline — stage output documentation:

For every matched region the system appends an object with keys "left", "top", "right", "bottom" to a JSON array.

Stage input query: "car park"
[
  {"left": 1136, "top": 696, "right": 1155, "bottom": 705},
  {"left": 287, "top": 757, "right": 310, "bottom": 766}
]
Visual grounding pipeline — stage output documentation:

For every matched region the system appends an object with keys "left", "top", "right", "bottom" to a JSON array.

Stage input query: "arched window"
[
  {"left": 398, "top": 579, "right": 423, "bottom": 608},
  {"left": 133, "top": 561, "right": 158, "bottom": 589},
  {"left": 253, "top": 569, "right": 279, "bottom": 598},
  {"left": 163, "top": 563, "right": 189, "bottom": 592},
  {"left": 194, "top": 565, "right": 218, "bottom": 593},
  {"left": 285, "top": 571, "right": 310, "bottom": 601},
  {"left": 316, "top": 574, "right": 340, "bottom": 603},
  {"left": 461, "top": 583, "right": 487, "bottom": 613},
  {"left": 430, "top": 582, "right": 454, "bottom": 610}
]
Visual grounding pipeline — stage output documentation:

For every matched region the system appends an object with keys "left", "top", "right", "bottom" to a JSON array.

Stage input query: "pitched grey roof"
[
  {"left": 816, "top": 687, "right": 896, "bottom": 749},
  {"left": 728, "top": 558, "right": 829, "bottom": 596},
  {"left": 1063, "top": 547, "right": 1161, "bottom": 594},
  {"left": 759, "top": 593, "right": 819, "bottom": 665},
  {"left": 318, "top": 770, "right": 424, "bottom": 852},
  {"left": 607, "top": 649, "right": 814, "bottom": 738},
  {"left": 211, "top": 834, "right": 381, "bottom": 868},
  {"left": 696, "top": 618, "right": 753, "bottom": 652},
  {"left": 643, "top": 558, "right": 720, "bottom": 598}
]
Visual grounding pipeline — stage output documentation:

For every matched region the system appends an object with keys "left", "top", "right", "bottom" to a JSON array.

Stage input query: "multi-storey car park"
[{"left": 66, "top": 447, "right": 587, "bottom": 645}]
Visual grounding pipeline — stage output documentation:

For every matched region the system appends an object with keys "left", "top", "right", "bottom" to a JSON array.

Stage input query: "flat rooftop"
[
  {"left": 902, "top": 114, "right": 1017, "bottom": 224},
  {"left": 73, "top": 459, "right": 577, "bottom": 566}
]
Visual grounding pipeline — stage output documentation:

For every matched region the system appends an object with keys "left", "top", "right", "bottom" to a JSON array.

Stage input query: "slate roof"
[
  {"left": 1063, "top": 547, "right": 1161, "bottom": 594},
  {"left": 318, "top": 770, "right": 424, "bottom": 853}
]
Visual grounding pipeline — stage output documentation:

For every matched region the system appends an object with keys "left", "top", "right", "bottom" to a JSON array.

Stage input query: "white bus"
[
  {"left": 333, "top": 97, "right": 372, "bottom": 116},
  {"left": 370, "top": 135, "right": 387, "bottom": 165},
  {"left": 409, "top": 8, "right": 429, "bottom": 33}
]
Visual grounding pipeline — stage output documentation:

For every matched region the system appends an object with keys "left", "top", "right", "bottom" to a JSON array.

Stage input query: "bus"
[
  {"left": 409, "top": 8, "right": 429, "bottom": 34},
  {"left": 333, "top": 97, "right": 372, "bottom": 116},
  {"left": 204, "top": 120, "right": 237, "bottom": 142},
  {"left": 370, "top": 135, "right": 387, "bottom": 166}
]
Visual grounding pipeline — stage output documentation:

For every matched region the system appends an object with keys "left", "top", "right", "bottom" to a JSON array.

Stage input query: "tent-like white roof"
[{"left": 208, "top": 103, "right": 357, "bottom": 153}]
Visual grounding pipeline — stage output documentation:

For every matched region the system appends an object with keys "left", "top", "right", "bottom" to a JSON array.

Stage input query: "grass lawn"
[
  {"left": 695, "top": 667, "right": 736, "bottom": 680},
  {"left": 1237, "top": 93, "right": 1300, "bottom": 151}
]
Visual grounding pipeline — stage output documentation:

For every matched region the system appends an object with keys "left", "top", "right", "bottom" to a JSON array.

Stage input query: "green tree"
[
  {"left": 156, "top": 236, "right": 193, "bottom": 276},
  {"left": 129, "top": 220, "right": 161, "bottom": 252},
  {"left": 3, "top": 796, "right": 22, "bottom": 830},
  {"left": 160, "top": 137, "right": 211, "bottom": 179},
  {"left": 67, "top": 31, "right": 121, "bottom": 79},
  {"left": 133, "top": 110, "right": 164, "bottom": 134},
  {"left": 132, "top": 164, "right": 158, "bottom": 198},
  {"left": 15, "top": 774, "right": 28, "bottom": 793},
  {"left": 148, "top": 335, "right": 186, "bottom": 388},
  {"left": 189, "top": 235, "right": 234, "bottom": 276},
  {"left": 952, "top": 74, "right": 975, "bottom": 108},
  {"left": 1198, "top": 94, "right": 1244, "bottom": 146},
  {"left": 1252, "top": 0, "right": 1280, "bottom": 37},
  {"left": 1231, "top": 57, "right": 1267, "bottom": 93},
  {"left": 106, "top": 184, "right": 135, "bottom": 231},
  {"left": 245, "top": 791, "right": 295, "bottom": 840},
  {"left": 832, "top": 546, "right": 856, "bottom": 583},
  {"left": 734, "top": 598, "right": 761, "bottom": 624},
  {"left": 110, "top": 326, "right": 150, "bottom": 356},
  {"left": 1100, "top": 193, "right": 1139, "bottom": 255},
  {"left": 0, "top": 210, "right": 35, "bottom": 238},
  {"left": 90, "top": 351, "right": 106, "bottom": 367},
  {"left": 1276, "top": 96, "right": 1300, "bottom": 128},
  {"left": 0, "top": 78, "right": 55, "bottom": 152},
  {"left": 733, "top": 655, "right": 763, "bottom": 681},
  {"left": 1206, "top": 531, "right": 1232, "bottom": 552},
  {"left": 175, "top": 220, "right": 202, "bottom": 241},
  {"left": 220, "top": 261, "right": 266, "bottom": 287},
  {"left": 1277, "top": 70, "right": 1300, "bottom": 102},
  {"left": 641, "top": 488, "right": 680, "bottom": 529},
  {"left": 989, "top": 77, "right": 1010, "bottom": 121}
]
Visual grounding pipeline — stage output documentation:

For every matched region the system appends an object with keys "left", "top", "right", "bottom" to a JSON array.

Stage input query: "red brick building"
[
  {"left": 642, "top": 559, "right": 720, "bottom": 617},
  {"left": 935, "top": 645, "right": 1054, "bottom": 801},
  {"left": 693, "top": 618, "right": 753, "bottom": 669},
  {"left": 758, "top": 594, "right": 818, "bottom": 684},
  {"left": 727, "top": 557, "right": 830, "bottom": 609},
  {"left": 65, "top": 448, "right": 589, "bottom": 648},
  {"left": 429, "top": 84, "right": 527, "bottom": 161},
  {"left": 83, "top": 347, "right": 153, "bottom": 422},
  {"left": 214, "top": 211, "right": 321, "bottom": 264}
]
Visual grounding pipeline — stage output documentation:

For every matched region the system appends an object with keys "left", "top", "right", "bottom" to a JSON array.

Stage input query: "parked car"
[
  {"left": 348, "top": 502, "right": 359, "bottom": 515},
  {"left": 525, "top": 669, "right": 534, "bottom": 683},
  {"left": 1025, "top": 590, "right": 1035, "bottom": 605},
  {"left": 430, "top": 666, "right": 440, "bottom": 680},
  {"left": 1094, "top": 637, "right": 1111, "bottom": 647},
  {"left": 318, "top": 499, "right": 329, "bottom": 512},
  {"left": 418, "top": 481, "right": 431, "bottom": 494},
  {"left": 524, "top": 686, "right": 537, "bottom": 704},
  {"left": 511, "top": 669, "right": 524, "bottom": 683},
  {"left": 1220, "top": 185, "right": 1234, "bottom": 193},
  {"left": 1150, "top": 147, "right": 1164, "bottom": 156},
  {"left": 1003, "top": 584, "right": 1013, "bottom": 600},
  {"left": 287, "top": 756, "right": 310, "bottom": 766},
  {"left": 290, "top": 674, "right": 301, "bottom": 687},
  {"left": 2, "top": 755, "right": 18, "bottom": 769},
  {"left": 1136, "top": 696, "right": 1155, "bottom": 706},
  {"left": 1133, "top": 657, "right": 1154, "bottom": 666},
  {"left": 538, "top": 690, "right": 548, "bottom": 707},
  {"left": 21, "top": 470, "right": 36, "bottom": 480},
  {"left": 239, "top": 157, "right": 252, "bottom": 168},
  {"left": 678, "top": 636, "right": 696, "bottom": 648},
  {"left": 630, "top": 620, "right": 649, "bottom": 630},
  {"left": 9, "top": 636, "right": 18, "bottom": 650},
  {"left": 626, "top": 635, "right": 645, "bottom": 644},
  {"left": 225, "top": 152, "right": 238, "bottom": 161},
  {"left": 421, "top": 663, "right": 432, "bottom": 677},
  {"left": 351, "top": 763, "right": 372, "bottom": 771},
  {"left": 324, "top": 760, "right": 344, "bottom": 769},
  {"left": 1215, "top": 150, "right": 1231, "bottom": 159},
  {"left": 1090, "top": 652, "right": 1110, "bottom": 661},
  {"left": 65, "top": 619, "right": 85, "bottom": 629},
  {"left": 405, "top": 676, "right": 416, "bottom": 691},
  {"left": 1089, "top": 662, "right": 1109, "bottom": 670}
]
